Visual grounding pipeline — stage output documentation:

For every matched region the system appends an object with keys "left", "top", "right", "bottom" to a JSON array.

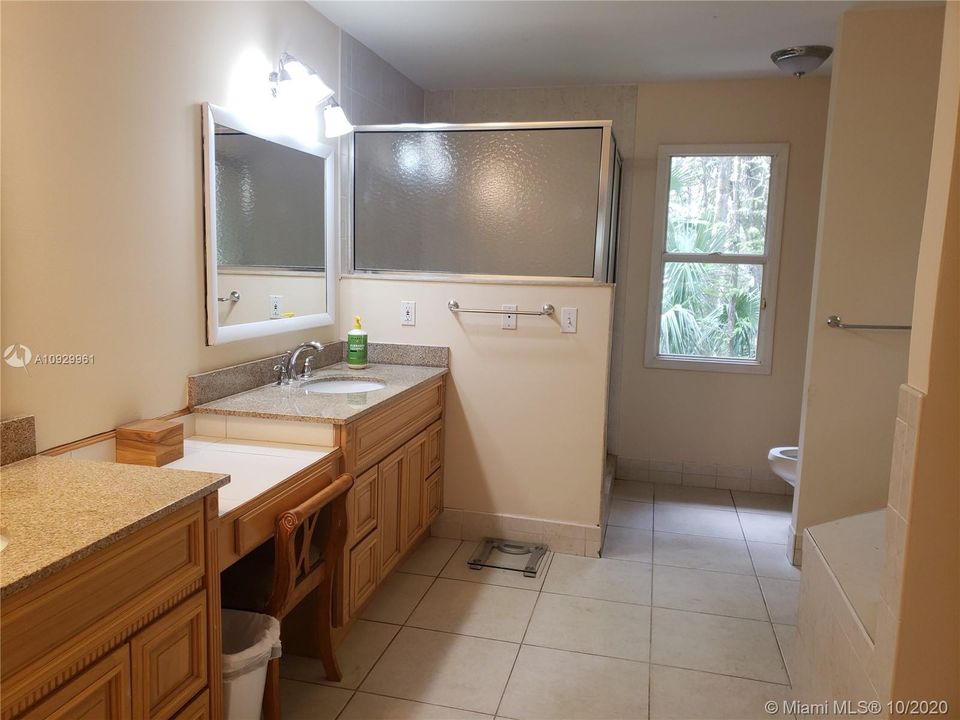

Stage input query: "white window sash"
[{"left": 645, "top": 143, "right": 789, "bottom": 375}]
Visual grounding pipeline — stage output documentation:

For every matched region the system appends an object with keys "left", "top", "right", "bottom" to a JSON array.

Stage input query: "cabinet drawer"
[
  {"left": 21, "top": 645, "right": 131, "bottom": 720},
  {"left": 174, "top": 691, "right": 208, "bottom": 720},
  {"left": 347, "top": 381, "right": 443, "bottom": 473},
  {"left": 348, "top": 533, "right": 379, "bottom": 617},
  {"left": 232, "top": 457, "right": 338, "bottom": 557},
  {"left": 348, "top": 466, "right": 379, "bottom": 546},
  {"left": 424, "top": 469, "right": 443, "bottom": 526},
  {"left": 426, "top": 420, "right": 443, "bottom": 477},
  {"left": 131, "top": 592, "right": 208, "bottom": 720}
]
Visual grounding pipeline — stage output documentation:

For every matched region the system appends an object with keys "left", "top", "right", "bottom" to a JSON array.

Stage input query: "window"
[{"left": 645, "top": 144, "right": 788, "bottom": 373}]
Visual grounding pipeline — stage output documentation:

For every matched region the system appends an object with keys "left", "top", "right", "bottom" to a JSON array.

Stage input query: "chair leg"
[
  {"left": 262, "top": 656, "right": 281, "bottom": 720},
  {"left": 316, "top": 574, "right": 342, "bottom": 682}
]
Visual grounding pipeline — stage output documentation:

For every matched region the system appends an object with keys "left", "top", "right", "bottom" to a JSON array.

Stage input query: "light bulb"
[{"left": 323, "top": 103, "right": 353, "bottom": 138}]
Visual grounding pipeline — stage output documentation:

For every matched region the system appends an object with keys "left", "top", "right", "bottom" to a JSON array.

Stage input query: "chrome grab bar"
[
  {"left": 827, "top": 315, "right": 911, "bottom": 331},
  {"left": 448, "top": 300, "right": 555, "bottom": 317},
  {"left": 218, "top": 291, "right": 241, "bottom": 303}
]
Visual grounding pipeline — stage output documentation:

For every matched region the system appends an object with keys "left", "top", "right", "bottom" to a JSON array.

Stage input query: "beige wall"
[
  {"left": 892, "top": 1, "right": 959, "bottom": 702},
  {"left": 793, "top": 6, "right": 944, "bottom": 537},
  {"left": 425, "top": 81, "right": 829, "bottom": 493},
  {"left": 340, "top": 277, "right": 614, "bottom": 526},
  {"left": 0, "top": 2, "right": 422, "bottom": 450},
  {"left": 217, "top": 271, "right": 326, "bottom": 326},
  {"left": 619, "top": 79, "right": 830, "bottom": 491},
  {"left": 424, "top": 85, "right": 637, "bottom": 456}
]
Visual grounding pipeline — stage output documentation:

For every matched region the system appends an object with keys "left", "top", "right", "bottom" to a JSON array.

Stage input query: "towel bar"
[
  {"left": 826, "top": 315, "right": 911, "bottom": 331},
  {"left": 448, "top": 300, "right": 555, "bottom": 317}
]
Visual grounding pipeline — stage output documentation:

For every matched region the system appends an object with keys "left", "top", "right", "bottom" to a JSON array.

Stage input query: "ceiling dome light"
[
  {"left": 771, "top": 45, "right": 833, "bottom": 78},
  {"left": 323, "top": 100, "right": 353, "bottom": 138}
]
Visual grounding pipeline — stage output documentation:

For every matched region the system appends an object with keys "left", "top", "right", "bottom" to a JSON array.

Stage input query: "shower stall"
[{"left": 346, "top": 121, "right": 622, "bottom": 284}]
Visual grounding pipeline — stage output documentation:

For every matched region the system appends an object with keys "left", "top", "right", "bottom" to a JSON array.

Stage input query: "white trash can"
[{"left": 221, "top": 610, "right": 282, "bottom": 720}]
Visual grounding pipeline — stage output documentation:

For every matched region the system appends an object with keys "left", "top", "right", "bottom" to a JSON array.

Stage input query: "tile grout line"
[
  {"left": 493, "top": 546, "right": 553, "bottom": 718},
  {"left": 332, "top": 540, "right": 462, "bottom": 719},
  {"left": 735, "top": 505, "right": 793, "bottom": 688}
]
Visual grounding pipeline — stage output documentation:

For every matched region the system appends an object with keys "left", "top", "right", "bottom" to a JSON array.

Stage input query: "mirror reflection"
[{"left": 212, "top": 121, "right": 327, "bottom": 328}]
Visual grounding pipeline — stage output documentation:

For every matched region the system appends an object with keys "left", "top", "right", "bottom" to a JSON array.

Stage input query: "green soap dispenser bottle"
[{"left": 347, "top": 315, "right": 368, "bottom": 369}]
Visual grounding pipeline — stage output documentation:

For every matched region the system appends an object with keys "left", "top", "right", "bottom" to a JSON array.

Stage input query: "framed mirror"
[{"left": 201, "top": 102, "right": 336, "bottom": 345}]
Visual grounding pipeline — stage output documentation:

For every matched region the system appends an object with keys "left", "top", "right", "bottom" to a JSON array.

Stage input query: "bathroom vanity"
[
  {"left": 0, "top": 457, "right": 228, "bottom": 720},
  {"left": 189, "top": 358, "right": 447, "bottom": 635}
]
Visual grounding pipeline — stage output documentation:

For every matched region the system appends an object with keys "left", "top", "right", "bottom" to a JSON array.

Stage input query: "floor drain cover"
[{"left": 468, "top": 538, "right": 548, "bottom": 577}]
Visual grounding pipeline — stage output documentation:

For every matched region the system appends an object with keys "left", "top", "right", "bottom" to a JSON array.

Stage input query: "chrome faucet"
[{"left": 277, "top": 341, "right": 324, "bottom": 385}]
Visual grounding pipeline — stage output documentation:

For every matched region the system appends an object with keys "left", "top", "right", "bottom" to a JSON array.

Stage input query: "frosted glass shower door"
[{"left": 353, "top": 125, "right": 613, "bottom": 279}]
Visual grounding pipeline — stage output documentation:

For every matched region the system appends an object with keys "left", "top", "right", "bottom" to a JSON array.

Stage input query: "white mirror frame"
[{"left": 201, "top": 102, "right": 337, "bottom": 345}]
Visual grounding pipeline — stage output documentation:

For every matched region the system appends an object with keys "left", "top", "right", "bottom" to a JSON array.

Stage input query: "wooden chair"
[{"left": 222, "top": 472, "right": 354, "bottom": 720}]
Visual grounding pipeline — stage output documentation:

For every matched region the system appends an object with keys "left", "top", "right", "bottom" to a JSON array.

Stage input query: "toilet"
[{"left": 768, "top": 446, "right": 799, "bottom": 487}]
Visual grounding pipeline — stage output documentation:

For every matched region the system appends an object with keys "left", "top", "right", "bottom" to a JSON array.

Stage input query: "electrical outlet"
[
  {"left": 502, "top": 304, "right": 517, "bottom": 330},
  {"left": 400, "top": 300, "right": 416, "bottom": 326},
  {"left": 561, "top": 307, "right": 578, "bottom": 333},
  {"left": 270, "top": 295, "right": 283, "bottom": 319}
]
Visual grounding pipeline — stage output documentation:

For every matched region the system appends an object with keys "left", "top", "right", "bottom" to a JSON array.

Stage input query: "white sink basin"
[{"left": 302, "top": 378, "right": 386, "bottom": 394}]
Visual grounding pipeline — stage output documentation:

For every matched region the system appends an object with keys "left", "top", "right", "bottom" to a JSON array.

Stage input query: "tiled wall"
[
  {"left": 339, "top": 32, "right": 424, "bottom": 126},
  {"left": 791, "top": 384, "right": 921, "bottom": 711},
  {"left": 338, "top": 32, "right": 425, "bottom": 265},
  {"left": 616, "top": 456, "right": 793, "bottom": 496}
]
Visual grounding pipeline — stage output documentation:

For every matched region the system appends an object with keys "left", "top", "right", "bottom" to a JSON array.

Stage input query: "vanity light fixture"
[
  {"left": 269, "top": 52, "right": 334, "bottom": 106},
  {"left": 770, "top": 45, "right": 833, "bottom": 78},
  {"left": 322, "top": 100, "right": 353, "bottom": 138}
]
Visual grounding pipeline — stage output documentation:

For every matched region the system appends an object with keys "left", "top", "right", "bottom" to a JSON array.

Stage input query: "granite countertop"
[
  {"left": 0, "top": 455, "right": 229, "bottom": 598},
  {"left": 192, "top": 362, "right": 448, "bottom": 425}
]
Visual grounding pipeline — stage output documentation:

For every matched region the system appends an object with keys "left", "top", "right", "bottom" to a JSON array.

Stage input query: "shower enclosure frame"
[{"left": 343, "top": 120, "right": 622, "bottom": 284}]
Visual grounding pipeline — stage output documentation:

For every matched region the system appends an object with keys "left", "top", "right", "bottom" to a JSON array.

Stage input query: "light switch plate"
[
  {"left": 561, "top": 307, "right": 578, "bottom": 333},
  {"left": 401, "top": 300, "right": 416, "bottom": 326},
  {"left": 502, "top": 304, "right": 517, "bottom": 330}
]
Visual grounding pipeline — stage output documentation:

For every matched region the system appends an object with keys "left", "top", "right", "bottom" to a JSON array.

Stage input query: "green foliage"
[{"left": 659, "top": 155, "right": 770, "bottom": 360}]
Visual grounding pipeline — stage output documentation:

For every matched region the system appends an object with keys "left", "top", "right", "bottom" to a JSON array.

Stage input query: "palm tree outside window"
[{"left": 645, "top": 144, "right": 789, "bottom": 374}]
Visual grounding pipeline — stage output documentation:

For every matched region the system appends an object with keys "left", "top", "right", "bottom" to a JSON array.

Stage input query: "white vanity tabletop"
[{"left": 164, "top": 437, "right": 336, "bottom": 516}]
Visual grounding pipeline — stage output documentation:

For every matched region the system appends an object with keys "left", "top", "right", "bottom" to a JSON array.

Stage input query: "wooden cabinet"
[
  {"left": 426, "top": 420, "right": 443, "bottom": 477},
  {"left": 424, "top": 470, "right": 443, "bottom": 526},
  {"left": 377, "top": 449, "right": 404, "bottom": 576},
  {"left": 1, "top": 498, "right": 220, "bottom": 720},
  {"left": 174, "top": 691, "right": 208, "bottom": 720},
  {"left": 348, "top": 466, "right": 379, "bottom": 546},
  {"left": 338, "top": 378, "right": 446, "bottom": 626},
  {"left": 348, "top": 532, "right": 379, "bottom": 616},
  {"left": 20, "top": 646, "right": 131, "bottom": 720},
  {"left": 402, "top": 431, "right": 428, "bottom": 547},
  {"left": 131, "top": 592, "right": 207, "bottom": 720}
]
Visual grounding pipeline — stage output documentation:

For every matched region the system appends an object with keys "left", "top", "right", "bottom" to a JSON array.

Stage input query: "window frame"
[{"left": 644, "top": 143, "right": 789, "bottom": 374}]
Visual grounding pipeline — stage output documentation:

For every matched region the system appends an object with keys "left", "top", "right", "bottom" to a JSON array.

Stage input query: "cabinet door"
[
  {"left": 349, "top": 532, "right": 379, "bottom": 616},
  {"left": 402, "top": 431, "right": 428, "bottom": 548},
  {"left": 22, "top": 645, "right": 131, "bottom": 720},
  {"left": 423, "top": 469, "right": 443, "bottom": 526},
  {"left": 426, "top": 420, "right": 443, "bottom": 477},
  {"left": 349, "top": 466, "right": 379, "bottom": 546},
  {"left": 131, "top": 592, "right": 207, "bottom": 720},
  {"left": 377, "top": 448, "right": 404, "bottom": 576}
]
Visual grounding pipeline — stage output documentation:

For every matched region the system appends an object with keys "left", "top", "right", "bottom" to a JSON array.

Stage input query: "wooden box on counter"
[{"left": 116, "top": 419, "right": 184, "bottom": 467}]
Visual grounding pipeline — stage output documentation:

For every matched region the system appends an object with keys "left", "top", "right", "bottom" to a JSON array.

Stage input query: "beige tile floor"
[{"left": 281, "top": 483, "right": 800, "bottom": 719}]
